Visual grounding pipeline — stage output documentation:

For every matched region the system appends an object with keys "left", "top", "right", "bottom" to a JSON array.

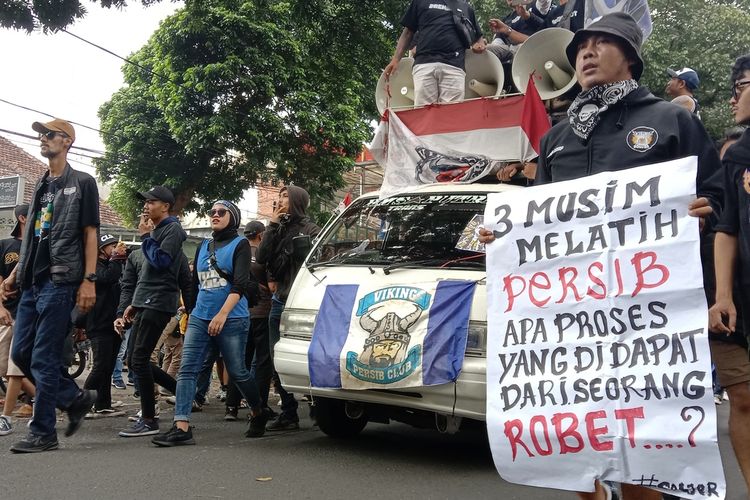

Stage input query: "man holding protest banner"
[{"left": 480, "top": 12, "right": 724, "bottom": 500}]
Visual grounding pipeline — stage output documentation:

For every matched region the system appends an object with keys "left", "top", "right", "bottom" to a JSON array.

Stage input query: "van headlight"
[
  {"left": 280, "top": 308, "right": 317, "bottom": 340},
  {"left": 465, "top": 321, "right": 486, "bottom": 357}
]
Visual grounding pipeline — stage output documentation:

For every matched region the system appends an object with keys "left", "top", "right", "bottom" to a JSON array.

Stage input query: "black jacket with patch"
[{"left": 535, "top": 87, "right": 723, "bottom": 217}]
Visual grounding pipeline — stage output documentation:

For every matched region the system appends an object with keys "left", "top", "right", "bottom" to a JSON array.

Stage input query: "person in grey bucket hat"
[{"left": 479, "top": 12, "right": 724, "bottom": 500}]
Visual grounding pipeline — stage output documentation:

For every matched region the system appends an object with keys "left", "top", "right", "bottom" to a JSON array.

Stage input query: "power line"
[{"left": 0, "top": 127, "right": 107, "bottom": 156}]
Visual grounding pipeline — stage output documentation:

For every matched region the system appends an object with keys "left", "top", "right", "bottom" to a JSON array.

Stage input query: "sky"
[{"left": 0, "top": 2, "right": 259, "bottom": 218}]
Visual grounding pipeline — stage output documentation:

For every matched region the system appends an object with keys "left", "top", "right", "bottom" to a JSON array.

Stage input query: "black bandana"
[{"left": 568, "top": 80, "right": 639, "bottom": 141}]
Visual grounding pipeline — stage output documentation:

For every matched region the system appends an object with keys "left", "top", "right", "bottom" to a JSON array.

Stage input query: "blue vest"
[{"left": 192, "top": 236, "right": 249, "bottom": 321}]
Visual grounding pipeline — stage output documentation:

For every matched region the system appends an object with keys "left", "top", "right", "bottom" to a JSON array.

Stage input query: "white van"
[{"left": 274, "top": 183, "right": 520, "bottom": 437}]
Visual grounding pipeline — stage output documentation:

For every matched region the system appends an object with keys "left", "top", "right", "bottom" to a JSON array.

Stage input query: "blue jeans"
[
  {"left": 269, "top": 296, "right": 298, "bottom": 419},
  {"left": 174, "top": 316, "right": 260, "bottom": 422},
  {"left": 194, "top": 344, "right": 219, "bottom": 404},
  {"left": 112, "top": 327, "right": 130, "bottom": 384},
  {"left": 11, "top": 279, "right": 81, "bottom": 438}
]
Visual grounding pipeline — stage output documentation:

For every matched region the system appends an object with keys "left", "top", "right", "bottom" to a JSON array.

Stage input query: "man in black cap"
[
  {"left": 5, "top": 118, "right": 100, "bottom": 453},
  {"left": 0, "top": 204, "right": 36, "bottom": 437},
  {"left": 480, "top": 12, "right": 721, "bottom": 499},
  {"left": 82, "top": 235, "right": 127, "bottom": 418},
  {"left": 118, "top": 186, "right": 187, "bottom": 438}
]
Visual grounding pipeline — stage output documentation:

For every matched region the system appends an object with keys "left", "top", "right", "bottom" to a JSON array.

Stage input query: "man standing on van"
[
  {"left": 6, "top": 119, "right": 100, "bottom": 453},
  {"left": 257, "top": 186, "right": 320, "bottom": 431}
]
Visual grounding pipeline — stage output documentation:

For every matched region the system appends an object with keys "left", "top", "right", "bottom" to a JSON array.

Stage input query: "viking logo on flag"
[
  {"left": 309, "top": 281, "right": 476, "bottom": 390},
  {"left": 370, "top": 78, "right": 550, "bottom": 199}
]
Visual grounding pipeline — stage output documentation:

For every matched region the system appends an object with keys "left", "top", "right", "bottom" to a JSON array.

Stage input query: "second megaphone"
[
  {"left": 511, "top": 28, "right": 578, "bottom": 100},
  {"left": 375, "top": 57, "right": 415, "bottom": 116}
]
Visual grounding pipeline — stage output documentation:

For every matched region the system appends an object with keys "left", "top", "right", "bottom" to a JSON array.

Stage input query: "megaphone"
[
  {"left": 512, "top": 28, "right": 578, "bottom": 100},
  {"left": 464, "top": 50, "right": 505, "bottom": 99},
  {"left": 375, "top": 57, "right": 415, "bottom": 115}
]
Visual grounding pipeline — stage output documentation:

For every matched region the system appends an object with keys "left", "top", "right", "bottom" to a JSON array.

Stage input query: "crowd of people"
[{"left": 0, "top": 116, "right": 320, "bottom": 450}]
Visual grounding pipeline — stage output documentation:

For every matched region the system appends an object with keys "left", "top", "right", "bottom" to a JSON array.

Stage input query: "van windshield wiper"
[{"left": 382, "top": 258, "right": 444, "bottom": 275}]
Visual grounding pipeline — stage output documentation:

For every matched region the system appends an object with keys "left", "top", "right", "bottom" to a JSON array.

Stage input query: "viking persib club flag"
[
  {"left": 370, "top": 77, "right": 550, "bottom": 199},
  {"left": 309, "top": 281, "right": 476, "bottom": 389}
]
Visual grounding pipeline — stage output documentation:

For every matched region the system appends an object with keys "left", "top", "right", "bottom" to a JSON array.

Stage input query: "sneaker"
[
  {"left": 151, "top": 424, "right": 195, "bottom": 447},
  {"left": 192, "top": 401, "right": 203, "bottom": 412},
  {"left": 14, "top": 404, "right": 33, "bottom": 418},
  {"left": 133, "top": 391, "right": 140, "bottom": 399},
  {"left": 239, "top": 399, "right": 249, "bottom": 409},
  {"left": 111, "top": 400, "right": 124, "bottom": 408},
  {"left": 159, "top": 388, "right": 172, "bottom": 396},
  {"left": 94, "top": 409, "right": 126, "bottom": 418},
  {"left": 0, "top": 415, "right": 12, "bottom": 436},
  {"left": 126, "top": 380, "right": 135, "bottom": 386},
  {"left": 9, "top": 433, "right": 58, "bottom": 453},
  {"left": 66, "top": 390, "right": 96, "bottom": 437},
  {"left": 112, "top": 380, "right": 127, "bottom": 390},
  {"left": 118, "top": 418, "right": 160, "bottom": 437},
  {"left": 265, "top": 414, "right": 300, "bottom": 432},
  {"left": 128, "top": 405, "right": 160, "bottom": 422},
  {"left": 246, "top": 408, "right": 271, "bottom": 438},
  {"left": 165, "top": 396, "right": 176, "bottom": 405},
  {"left": 224, "top": 407, "right": 238, "bottom": 421},
  {"left": 714, "top": 394, "right": 723, "bottom": 405},
  {"left": 217, "top": 387, "right": 227, "bottom": 402}
]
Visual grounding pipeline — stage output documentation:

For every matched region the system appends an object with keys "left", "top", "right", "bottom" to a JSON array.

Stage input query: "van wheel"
[{"left": 313, "top": 397, "right": 368, "bottom": 438}]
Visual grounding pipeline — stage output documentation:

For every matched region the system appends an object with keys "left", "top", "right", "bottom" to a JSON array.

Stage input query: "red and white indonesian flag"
[{"left": 370, "top": 78, "right": 550, "bottom": 199}]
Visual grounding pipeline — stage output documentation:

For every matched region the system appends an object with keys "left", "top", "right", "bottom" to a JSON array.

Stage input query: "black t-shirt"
[
  {"left": 0, "top": 237, "right": 21, "bottom": 317},
  {"left": 496, "top": 4, "right": 546, "bottom": 41},
  {"left": 714, "top": 130, "right": 750, "bottom": 341},
  {"left": 26, "top": 171, "right": 100, "bottom": 285},
  {"left": 401, "top": 0, "right": 481, "bottom": 70},
  {"left": 544, "top": 0, "right": 584, "bottom": 31}
]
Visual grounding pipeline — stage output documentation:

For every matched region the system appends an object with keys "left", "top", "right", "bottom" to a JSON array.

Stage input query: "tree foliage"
[{"left": 96, "top": 0, "right": 402, "bottom": 222}]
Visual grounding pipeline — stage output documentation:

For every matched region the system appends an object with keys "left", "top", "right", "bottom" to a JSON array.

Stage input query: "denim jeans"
[
  {"left": 194, "top": 344, "right": 219, "bottom": 404},
  {"left": 226, "top": 316, "right": 272, "bottom": 409},
  {"left": 269, "top": 296, "right": 298, "bottom": 420},
  {"left": 174, "top": 316, "right": 260, "bottom": 422},
  {"left": 11, "top": 279, "right": 81, "bottom": 438},
  {"left": 111, "top": 327, "right": 130, "bottom": 384}
]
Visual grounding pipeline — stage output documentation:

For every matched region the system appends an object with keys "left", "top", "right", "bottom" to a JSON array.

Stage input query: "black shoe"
[
  {"left": 265, "top": 414, "right": 299, "bottom": 432},
  {"left": 151, "top": 424, "right": 195, "bottom": 447},
  {"left": 10, "top": 433, "right": 59, "bottom": 453},
  {"left": 246, "top": 408, "right": 271, "bottom": 438},
  {"left": 65, "top": 390, "right": 96, "bottom": 437},
  {"left": 224, "top": 407, "right": 238, "bottom": 421}
]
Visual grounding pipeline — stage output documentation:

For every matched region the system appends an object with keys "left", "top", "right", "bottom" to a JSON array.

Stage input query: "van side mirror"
[{"left": 292, "top": 235, "right": 312, "bottom": 261}]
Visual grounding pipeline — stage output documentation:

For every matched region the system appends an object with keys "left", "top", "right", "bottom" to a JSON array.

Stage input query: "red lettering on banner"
[
  {"left": 585, "top": 411, "right": 613, "bottom": 451},
  {"left": 504, "top": 419, "right": 535, "bottom": 460},
  {"left": 551, "top": 412, "right": 585, "bottom": 454},
  {"left": 530, "top": 415, "right": 553, "bottom": 456},
  {"left": 557, "top": 267, "right": 583, "bottom": 304},
  {"left": 615, "top": 407, "right": 645, "bottom": 448},
  {"left": 502, "top": 275, "right": 527, "bottom": 312},
  {"left": 586, "top": 262, "right": 606, "bottom": 300},
  {"left": 631, "top": 251, "right": 670, "bottom": 297},
  {"left": 529, "top": 272, "right": 552, "bottom": 308}
]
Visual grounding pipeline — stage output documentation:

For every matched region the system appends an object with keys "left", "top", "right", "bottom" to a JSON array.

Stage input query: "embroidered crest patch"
[{"left": 626, "top": 127, "right": 659, "bottom": 152}]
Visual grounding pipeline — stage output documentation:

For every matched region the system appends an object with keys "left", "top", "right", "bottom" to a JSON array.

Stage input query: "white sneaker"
[
  {"left": 128, "top": 406, "right": 160, "bottom": 422},
  {"left": 0, "top": 415, "right": 13, "bottom": 436},
  {"left": 111, "top": 400, "right": 124, "bottom": 408}
]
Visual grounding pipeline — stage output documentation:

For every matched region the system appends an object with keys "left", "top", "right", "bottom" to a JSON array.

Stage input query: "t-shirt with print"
[
  {"left": 26, "top": 171, "right": 100, "bottom": 285},
  {"left": 0, "top": 237, "right": 21, "bottom": 317},
  {"left": 401, "top": 0, "right": 481, "bottom": 70}
]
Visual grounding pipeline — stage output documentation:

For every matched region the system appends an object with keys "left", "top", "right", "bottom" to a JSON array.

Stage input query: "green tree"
[{"left": 96, "top": 0, "right": 401, "bottom": 222}]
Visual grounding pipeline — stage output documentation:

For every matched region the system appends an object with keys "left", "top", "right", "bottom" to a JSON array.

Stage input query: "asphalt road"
[{"left": 0, "top": 390, "right": 745, "bottom": 500}]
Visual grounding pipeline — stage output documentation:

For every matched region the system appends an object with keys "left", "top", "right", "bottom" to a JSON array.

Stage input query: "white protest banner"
[{"left": 484, "top": 157, "right": 725, "bottom": 498}]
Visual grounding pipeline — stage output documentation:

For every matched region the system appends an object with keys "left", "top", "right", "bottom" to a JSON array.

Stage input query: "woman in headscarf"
[{"left": 151, "top": 200, "right": 268, "bottom": 447}]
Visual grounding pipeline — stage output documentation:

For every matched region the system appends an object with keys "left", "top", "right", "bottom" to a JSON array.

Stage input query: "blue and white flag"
[{"left": 309, "top": 280, "right": 476, "bottom": 390}]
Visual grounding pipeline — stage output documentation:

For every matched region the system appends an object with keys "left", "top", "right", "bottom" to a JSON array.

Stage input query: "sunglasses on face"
[
  {"left": 39, "top": 131, "right": 68, "bottom": 140},
  {"left": 208, "top": 208, "right": 228, "bottom": 218},
  {"left": 732, "top": 79, "right": 750, "bottom": 99}
]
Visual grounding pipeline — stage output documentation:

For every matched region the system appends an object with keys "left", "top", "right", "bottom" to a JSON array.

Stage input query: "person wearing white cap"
[{"left": 665, "top": 67, "right": 701, "bottom": 115}]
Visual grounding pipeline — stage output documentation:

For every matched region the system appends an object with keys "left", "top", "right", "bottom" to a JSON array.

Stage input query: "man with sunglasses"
[
  {"left": 4, "top": 119, "right": 100, "bottom": 453},
  {"left": 118, "top": 185, "right": 188, "bottom": 438},
  {"left": 709, "top": 53, "right": 750, "bottom": 493}
]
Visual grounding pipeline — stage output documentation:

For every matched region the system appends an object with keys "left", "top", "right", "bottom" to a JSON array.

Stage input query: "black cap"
[
  {"left": 566, "top": 12, "right": 644, "bottom": 81},
  {"left": 136, "top": 186, "right": 176, "bottom": 206},
  {"left": 244, "top": 220, "right": 265, "bottom": 238},
  {"left": 98, "top": 234, "right": 118, "bottom": 249},
  {"left": 10, "top": 204, "right": 29, "bottom": 238}
]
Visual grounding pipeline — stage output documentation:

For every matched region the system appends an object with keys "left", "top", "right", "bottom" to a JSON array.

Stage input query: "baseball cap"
[
  {"left": 667, "top": 67, "right": 700, "bottom": 90},
  {"left": 31, "top": 118, "right": 76, "bottom": 142},
  {"left": 98, "top": 234, "right": 118, "bottom": 249},
  {"left": 136, "top": 185, "right": 176, "bottom": 206},
  {"left": 566, "top": 12, "right": 645, "bottom": 81},
  {"left": 10, "top": 204, "right": 29, "bottom": 238},
  {"left": 244, "top": 220, "right": 265, "bottom": 237}
]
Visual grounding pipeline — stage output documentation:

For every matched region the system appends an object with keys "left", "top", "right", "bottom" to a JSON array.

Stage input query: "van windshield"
[{"left": 308, "top": 193, "right": 487, "bottom": 270}]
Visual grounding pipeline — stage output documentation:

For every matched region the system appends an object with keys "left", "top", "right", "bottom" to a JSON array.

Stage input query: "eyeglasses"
[
  {"left": 732, "top": 79, "right": 750, "bottom": 99},
  {"left": 208, "top": 208, "right": 228, "bottom": 218},
  {"left": 39, "top": 131, "right": 68, "bottom": 140}
]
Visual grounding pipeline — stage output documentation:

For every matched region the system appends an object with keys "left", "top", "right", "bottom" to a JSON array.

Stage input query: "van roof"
[{"left": 362, "top": 182, "right": 523, "bottom": 199}]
